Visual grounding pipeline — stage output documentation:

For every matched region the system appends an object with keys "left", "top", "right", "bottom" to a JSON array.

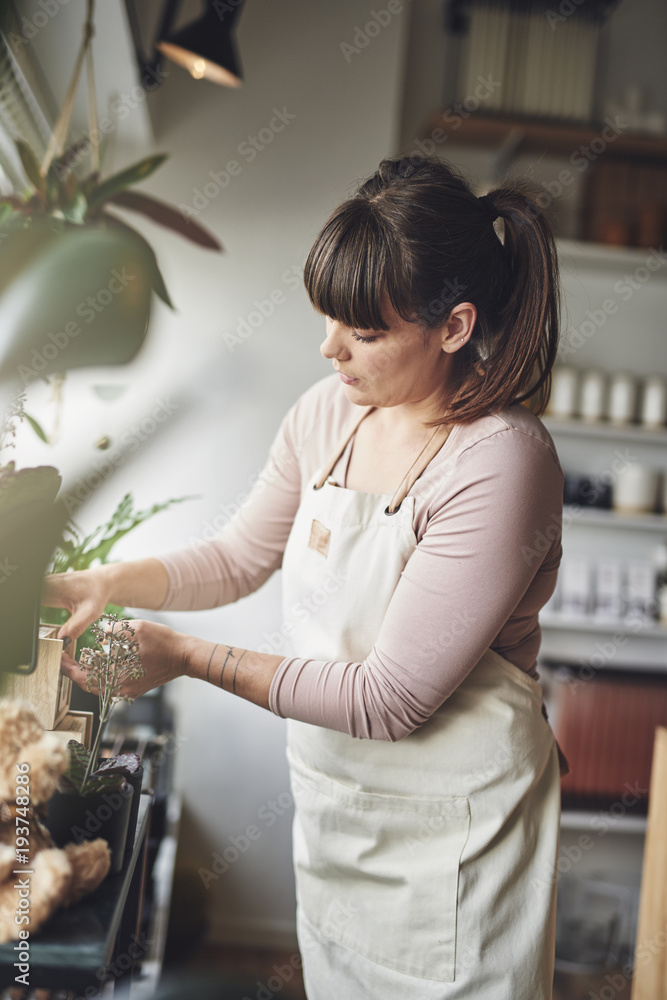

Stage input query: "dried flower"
[{"left": 77, "top": 613, "right": 145, "bottom": 790}]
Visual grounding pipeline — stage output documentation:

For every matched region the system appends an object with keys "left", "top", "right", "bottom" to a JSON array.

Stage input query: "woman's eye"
[{"left": 352, "top": 331, "right": 378, "bottom": 344}]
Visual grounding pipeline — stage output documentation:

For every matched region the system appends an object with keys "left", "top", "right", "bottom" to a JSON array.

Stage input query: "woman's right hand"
[{"left": 41, "top": 567, "right": 113, "bottom": 646}]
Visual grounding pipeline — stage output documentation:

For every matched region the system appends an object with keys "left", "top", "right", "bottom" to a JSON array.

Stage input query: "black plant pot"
[
  {"left": 96, "top": 758, "right": 144, "bottom": 858},
  {"left": 120, "top": 766, "right": 144, "bottom": 858},
  {"left": 46, "top": 780, "right": 133, "bottom": 876}
]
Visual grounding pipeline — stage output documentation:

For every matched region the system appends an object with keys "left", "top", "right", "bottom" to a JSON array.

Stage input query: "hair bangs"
[{"left": 304, "top": 200, "right": 411, "bottom": 332}]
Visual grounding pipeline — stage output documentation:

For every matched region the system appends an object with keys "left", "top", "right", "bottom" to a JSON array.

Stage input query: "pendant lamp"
[{"left": 157, "top": 0, "right": 244, "bottom": 87}]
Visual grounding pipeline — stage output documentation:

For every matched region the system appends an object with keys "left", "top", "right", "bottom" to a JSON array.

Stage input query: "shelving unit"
[
  {"left": 534, "top": 238, "right": 667, "bottom": 913},
  {"left": 543, "top": 416, "right": 667, "bottom": 448},
  {"left": 561, "top": 505, "right": 667, "bottom": 533},
  {"left": 559, "top": 811, "right": 647, "bottom": 835},
  {"left": 541, "top": 614, "right": 667, "bottom": 639},
  {"left": 423, "top": 112, "right": 667, "bottom": 165}
]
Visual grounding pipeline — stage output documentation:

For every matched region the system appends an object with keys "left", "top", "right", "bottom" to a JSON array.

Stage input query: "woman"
[{"left": 44, "top": 155, "right": 569, "bottom": 999}]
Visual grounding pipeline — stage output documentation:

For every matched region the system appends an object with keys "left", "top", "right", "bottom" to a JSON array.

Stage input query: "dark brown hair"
[{"left": 304, "top": 155, "right": 560, "bottom": 423}]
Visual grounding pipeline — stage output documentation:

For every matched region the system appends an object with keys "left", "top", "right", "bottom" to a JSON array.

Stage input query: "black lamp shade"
[{"left": 157, "top": 1, "right": 244, "bottom": 87}]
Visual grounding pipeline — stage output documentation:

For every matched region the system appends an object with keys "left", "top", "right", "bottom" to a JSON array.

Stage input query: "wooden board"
[
  {"left": 4, "top": 625, "right": 73, "bottom": 729},
  {"left": 631, "top": 726, "right": 667, "bottom": 1000}
]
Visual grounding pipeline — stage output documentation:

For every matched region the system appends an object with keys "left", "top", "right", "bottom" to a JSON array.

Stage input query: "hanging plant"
[
  {"left": 0, "top": 0, "right": 222, "bottom": 387},
  {"left": 0, "top": 0, "right": 223, "bottom": 672}
]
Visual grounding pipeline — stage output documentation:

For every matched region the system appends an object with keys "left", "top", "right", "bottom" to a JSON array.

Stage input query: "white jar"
[
  {"left": 607, "top": 372, "right": 637, "bottom": 425},
  {"left": 640, "top": 375, "right": 667, "bottom": 428},
  {"left": 579, "top": 369, "right": 606, "bottom": 422},
  {"left": 549, "top": 366, "right": 579, "bottom": 419},
  {"left": 613, "top": 464, "right": 660, "bottom": 513}
]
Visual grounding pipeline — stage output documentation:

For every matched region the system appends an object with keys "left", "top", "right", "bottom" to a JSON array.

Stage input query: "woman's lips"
[{"left": 338, "top": 372, "right": 359, "bottom": 385}]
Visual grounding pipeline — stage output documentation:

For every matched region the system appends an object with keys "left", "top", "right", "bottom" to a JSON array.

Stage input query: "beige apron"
[{"left": 281, "top": 405, "right": 568, "bottom": 999}]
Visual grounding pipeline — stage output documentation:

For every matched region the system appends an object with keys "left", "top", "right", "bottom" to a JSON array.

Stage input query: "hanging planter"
[
  {"left": 0, "top": 0, "right": 222, "bottom": 673},
  {"left": 0, "top": 0, "right": 221, "bottom": 388}
]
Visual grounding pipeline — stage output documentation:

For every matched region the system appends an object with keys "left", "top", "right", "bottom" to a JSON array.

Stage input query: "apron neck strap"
[
  {"left": 386, "top": 423, "right": 453, "bottom": 514},
  {"left": 314, "top": 406, "right": 375, "bottom": 490},
  {"left": 315, "top": 407, "right": 454, "bottom": 509}
]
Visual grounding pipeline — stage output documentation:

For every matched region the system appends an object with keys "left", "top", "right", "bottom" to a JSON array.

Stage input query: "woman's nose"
[{"left": 320, "top": 321, "right": 350, "bottom": 361}]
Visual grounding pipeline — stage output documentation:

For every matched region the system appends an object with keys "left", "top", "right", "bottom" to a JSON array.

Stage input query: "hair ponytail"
[
  {"left": 304, "top": 155, "right": 561, "bottom": 424},
  {"left": 467, "top": 185, "right": 560, "bottom": 419}
]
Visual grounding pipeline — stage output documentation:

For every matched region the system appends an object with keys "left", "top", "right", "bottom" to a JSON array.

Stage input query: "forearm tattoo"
[{"left": 219, "top": 646, "right": 236, "bottom": 688}]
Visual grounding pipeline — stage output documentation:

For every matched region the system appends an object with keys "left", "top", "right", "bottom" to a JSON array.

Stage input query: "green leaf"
[
  {"left": 86, "top": 154, "right": 168, "bottom": 212},
  {"left": 107, "top": 190, "right": 223, "bottom": 251},
  {"left": 16, "top": 141, "right": 45, "bottom": 197},
  {"left": 100, "top": 213, "right": 174, "bottom": 308},
  {"left": 60, "top": 740, "right": 125, "bottom": 795},
  {"left": 24, "top": 412, "right": 48, "bottom": 442},
  {"left": 61, "top": 192, "right": 88, "bottom": 225}
]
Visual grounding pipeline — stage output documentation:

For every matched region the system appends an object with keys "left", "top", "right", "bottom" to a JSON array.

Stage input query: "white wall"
[{"left": 12, "top": 0, "right": 410, "bottom": 947}]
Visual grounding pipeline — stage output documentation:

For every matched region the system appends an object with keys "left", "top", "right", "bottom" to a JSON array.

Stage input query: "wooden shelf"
[
  {"left": 424, "top": 111, "right": 667, "bottom": 163},
  {"left": 562, "top": 505, "right": 667, "bottom": 533},
  {"left": 557, "top": 236, "right": 667, "bottom": 273},
  {"left": 542, "top": 415, "right": 667, "bottom": 447},
  {"left": 540, "top": 613, "right": 667, "bottom": 638},
  {"left": 560, "top": 809, "right": 647, "bottom": 834}
]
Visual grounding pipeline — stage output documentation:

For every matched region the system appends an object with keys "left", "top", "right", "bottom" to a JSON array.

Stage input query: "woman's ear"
[{"left": 440, "top": 302, "right": 477, "bottom": 353}]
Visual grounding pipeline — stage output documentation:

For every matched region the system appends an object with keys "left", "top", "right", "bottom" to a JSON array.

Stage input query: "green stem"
[{"left": 82, "top": 714, "right": 105, "bottom": 792}]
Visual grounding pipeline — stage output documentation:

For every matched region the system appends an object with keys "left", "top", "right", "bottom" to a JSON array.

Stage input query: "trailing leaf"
[
  {"left": 59, "top": 740, "right": 127, "bottom": 795},
  {"left": 96, "top": 752, "right": 142, "bottom": 775},
  {"left": 100, "top": 212, "right": 174, "bottom": 308},
  {"left": 24, "top": 412, "right": 48, "bottom": 443},
  {"left": 107, "top": 190, "right": 223, "bottom": 251},
  {"left": 86, "top": 154, "right": 168, "bottom": 212}
]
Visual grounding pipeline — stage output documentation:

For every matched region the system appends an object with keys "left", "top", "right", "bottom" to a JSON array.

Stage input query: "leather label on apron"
[{"left": 308, "top": 518, "right": 331, "bottom": 558}]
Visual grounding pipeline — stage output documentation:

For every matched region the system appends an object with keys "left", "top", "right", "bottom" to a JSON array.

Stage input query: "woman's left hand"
[{"left": 60, "top": 619, "right": 191, "bottom": 699}]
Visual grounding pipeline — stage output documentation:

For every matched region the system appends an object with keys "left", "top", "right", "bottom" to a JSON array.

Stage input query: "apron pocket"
[{"left": 288, "top": 750, "right": 471, "bottom": 983}]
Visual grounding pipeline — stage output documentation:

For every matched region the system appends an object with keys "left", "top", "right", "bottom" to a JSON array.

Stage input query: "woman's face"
[{"left": 320, "top": 298, "right": 474, "bottom": 413}]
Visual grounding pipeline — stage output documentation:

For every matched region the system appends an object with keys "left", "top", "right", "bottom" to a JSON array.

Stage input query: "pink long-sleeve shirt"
[{"left": 156, "top": 373, "right": 563, "bottom": 741}]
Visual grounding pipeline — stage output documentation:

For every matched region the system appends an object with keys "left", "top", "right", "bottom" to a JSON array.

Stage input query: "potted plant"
[
  {"left": 41, "top": 491, "right": 193, "bottom": 651},
  {"left": 47, "top": 614, "right": 146, "bottom": 874},
  {"left": 0, "top": 0, "right": 221, "bottom": 678}
]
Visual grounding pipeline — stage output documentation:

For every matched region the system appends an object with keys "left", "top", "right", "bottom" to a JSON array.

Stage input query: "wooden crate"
[
  {"left": 55, "top": 710, "right": 94, "bottom": 750},
  {"left": 5, "top": 624, "right": 72, "bottom": 729}
]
